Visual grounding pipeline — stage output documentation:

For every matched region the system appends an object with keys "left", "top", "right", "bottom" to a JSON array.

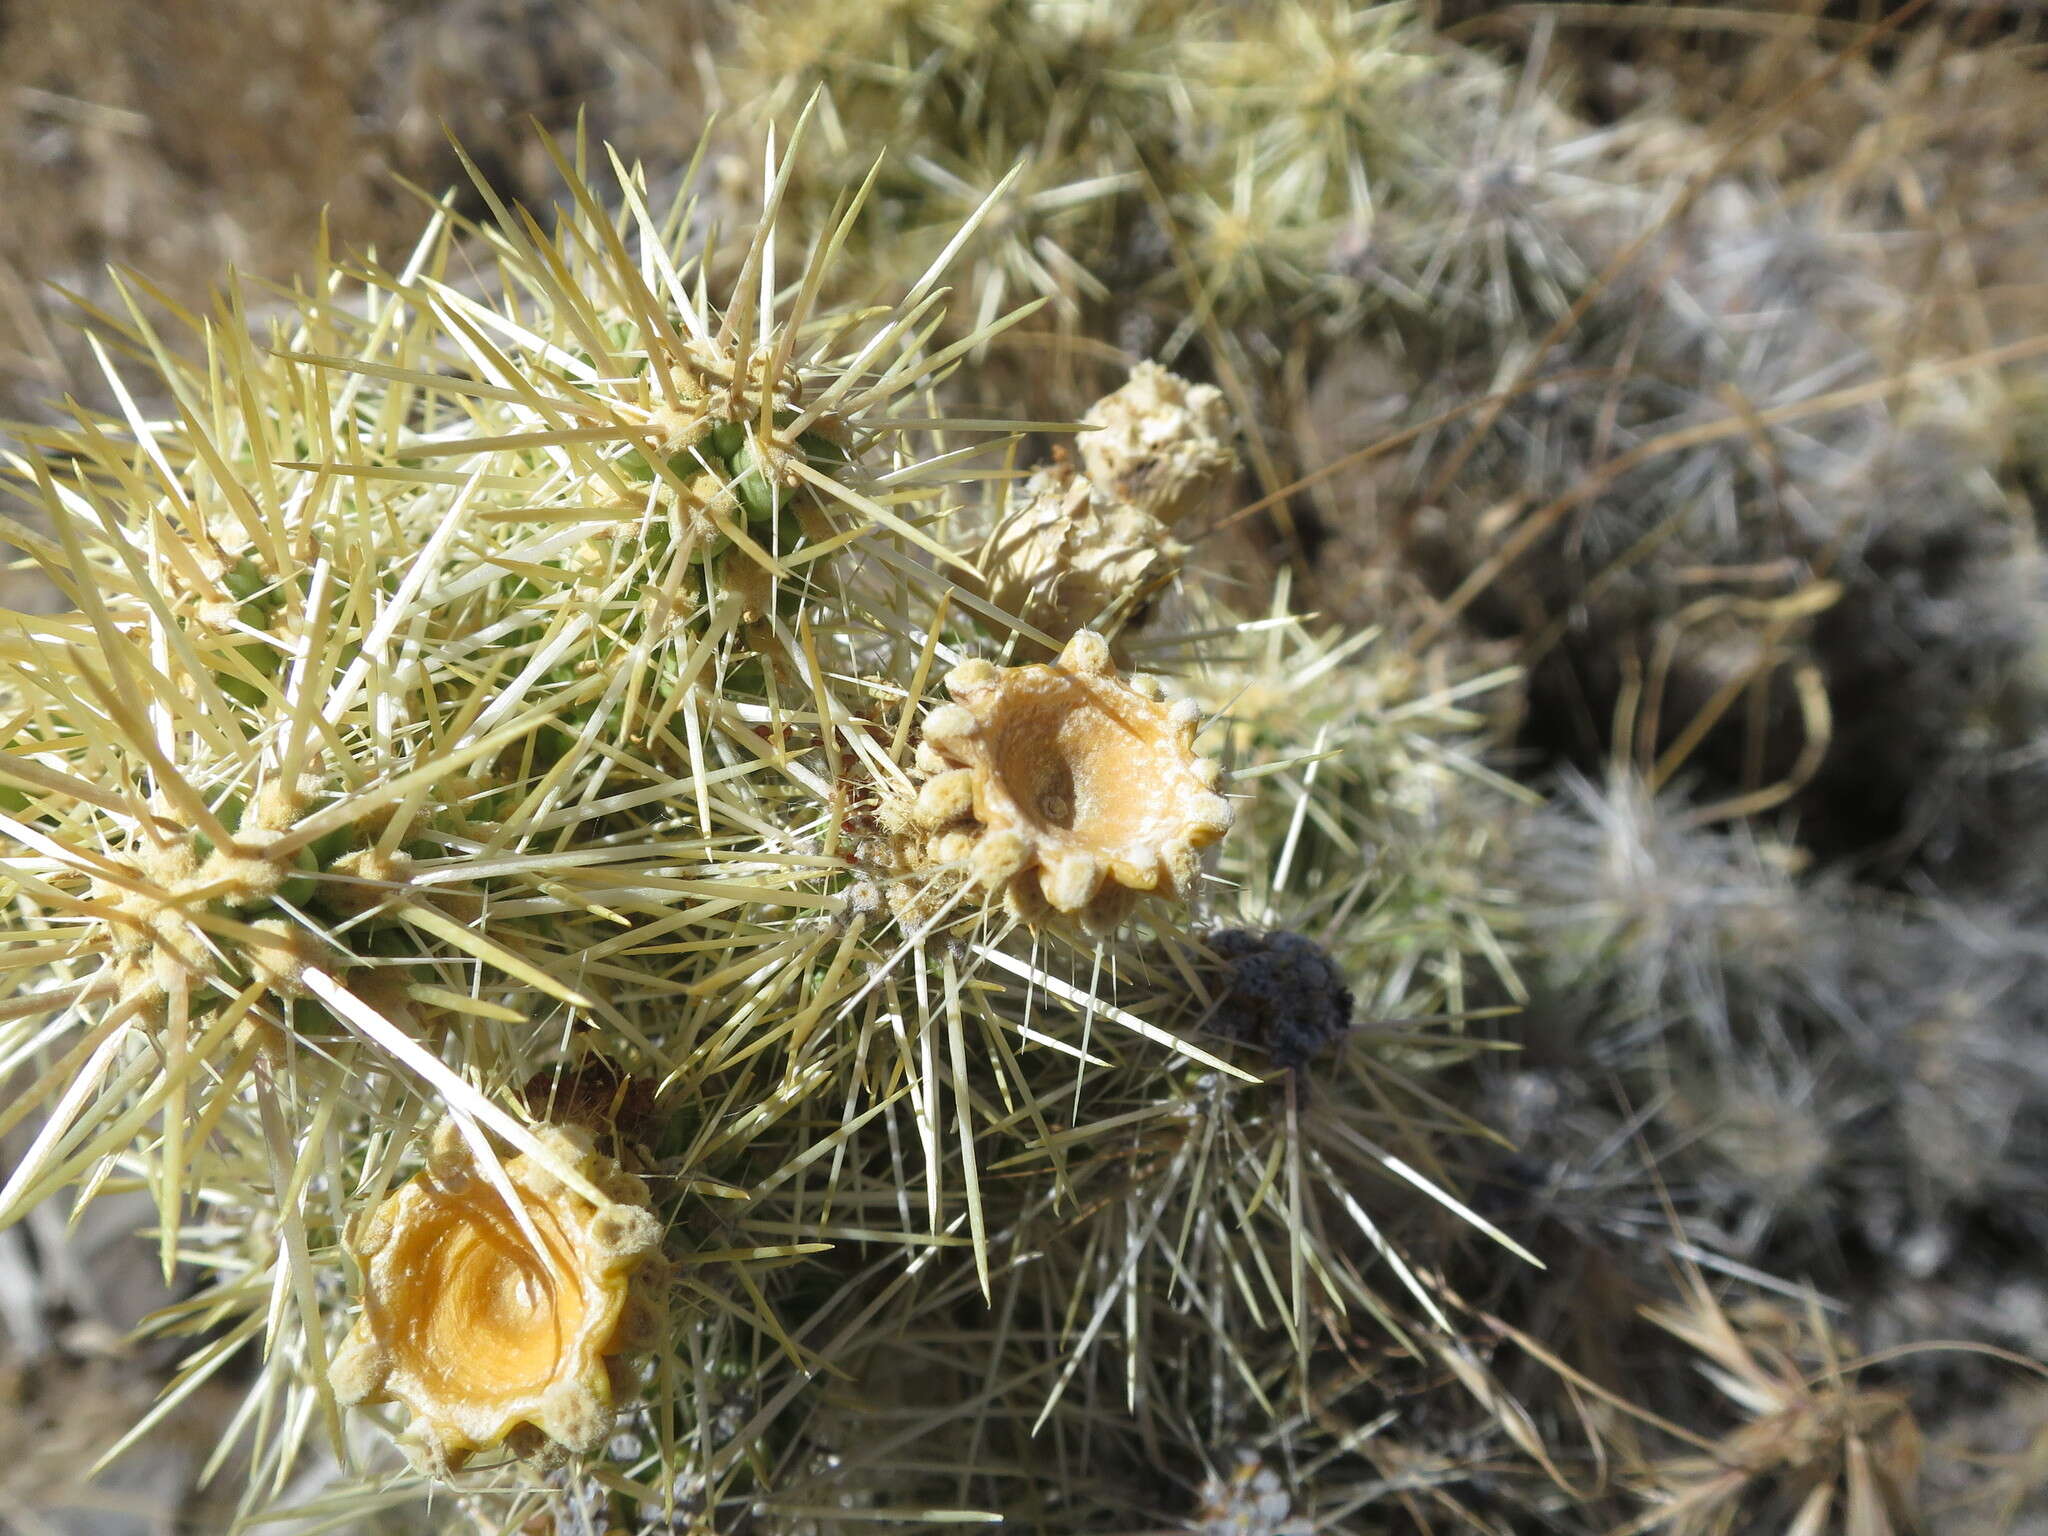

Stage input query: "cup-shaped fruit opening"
[
  {"left": 380, "top": 1185, "right": 591, "bottom": 1408},
  {"left": 983, "top": 674, "right": 1178, "bottom": 855}
]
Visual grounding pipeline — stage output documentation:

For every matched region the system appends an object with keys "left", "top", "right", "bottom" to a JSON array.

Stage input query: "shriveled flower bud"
[{"left": 976, "top": 364, "right": 1236, "bottom": 641}]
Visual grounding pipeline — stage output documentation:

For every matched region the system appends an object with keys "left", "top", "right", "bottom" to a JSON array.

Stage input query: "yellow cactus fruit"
[
  {"left": 330, "top": 1121, "right": 663, "bottom": 1475},
  {"left": 896, "top": 630, "right": 1233, "bottom": 928}
]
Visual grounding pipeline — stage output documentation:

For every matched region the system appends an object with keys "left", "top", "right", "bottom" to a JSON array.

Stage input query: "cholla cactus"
[
  {"left": 717, "top": 0, "right": 1482, "bottom": 366},
  {"left": 0, "top": 103, "right": 1547, "bottom": 1527},
  {"left": 0, "top": 117, "right": 1044, "bottom": 1498},
  {"left": 721, "top": 0, "right": 1187, "bottom": 325},
  {"left": 0, "top": 108, "right": 1021, "bottom": 1216},
  {"left": 9, "top": 5, "right": 2034, "bottom": 1531},
  {"left": 1513, "top": 767, "right": 1828, "bottom": 1031}
]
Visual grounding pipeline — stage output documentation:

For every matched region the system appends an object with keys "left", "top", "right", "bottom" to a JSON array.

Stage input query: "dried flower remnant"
[
  {"left": 1078, "top": 361, "right": 1236, "bottom": 526},
  {"left": 331, "top": 1121, "right": 662, "bottom": 1475},
  {"left": 978, "top": 458, "right": 1176, "bottom": 642},
  {"left": 1206, "top": 928, "right": 1355, "bottom": 1069},
  {"left": 887, "top": 630, "right": 1233, "bottom": 928},
  {"left": 978, "top": 363, "right": 1235, "bottom": 640}
]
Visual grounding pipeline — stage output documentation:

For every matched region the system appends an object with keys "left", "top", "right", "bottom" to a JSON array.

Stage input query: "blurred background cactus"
[{"left": 4, "top": 1, "right": 2048, "bottom": 1533}]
